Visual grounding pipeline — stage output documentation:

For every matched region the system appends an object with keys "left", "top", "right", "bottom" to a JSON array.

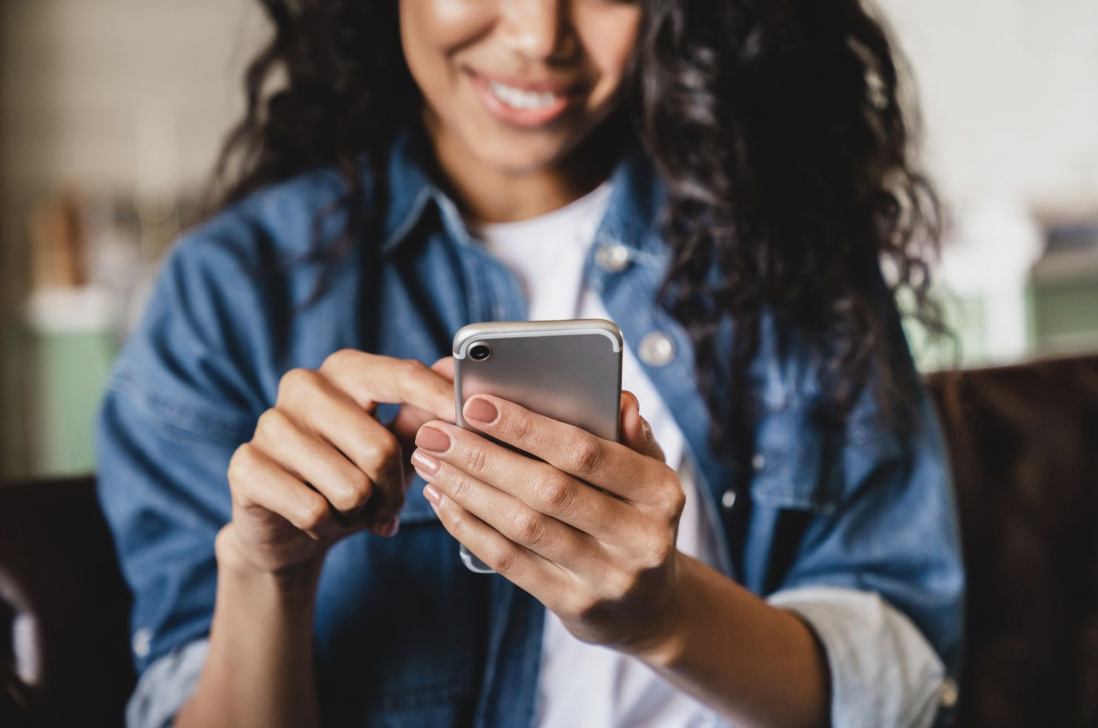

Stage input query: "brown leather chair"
[
  {"left": 926, "top": 355, "right": 1098, "bottom": 728},
  {"left": 2, "top": 354, "right": 1097, "bottom": 727},
  {"left": 0, "top": 476, "right": 133, "bottom": 728}
]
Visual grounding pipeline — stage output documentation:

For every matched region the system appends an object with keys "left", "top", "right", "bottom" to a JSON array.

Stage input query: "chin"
[{"left": 474, "top": 135, "right": 573, "bottom": 175}]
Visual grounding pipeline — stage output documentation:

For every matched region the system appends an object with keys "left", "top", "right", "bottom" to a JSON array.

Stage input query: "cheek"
[
  {"left": 400, "top": 0, "right": 493, "bottom": 102},
  {"left": 575, "top": 6, "right": 642, "bottom": 107},
  {"left": 408, "top": 0, "right": 491, "bottom": 41}
]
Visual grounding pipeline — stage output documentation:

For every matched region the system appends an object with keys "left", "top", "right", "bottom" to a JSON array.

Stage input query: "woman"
[{"left": 97, "top": 1, "right": 964, "bottom": 727}]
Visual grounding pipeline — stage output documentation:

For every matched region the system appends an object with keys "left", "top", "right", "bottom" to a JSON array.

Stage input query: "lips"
[{"left": 466, "top": 69, "right": 583, "bottom": 128}]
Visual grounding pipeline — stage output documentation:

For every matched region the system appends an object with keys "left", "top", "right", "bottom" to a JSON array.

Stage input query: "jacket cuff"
[
  {"left": 126, "top": 638, "right": 209, "bottom": 728},
  {"left": 768, "top": 586, "right": 953, "bottom": 728}
]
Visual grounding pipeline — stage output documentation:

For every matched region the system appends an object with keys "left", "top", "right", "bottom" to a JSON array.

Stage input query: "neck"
[{"left": 422, "top": 112, "right": 623, "bottom": 224}]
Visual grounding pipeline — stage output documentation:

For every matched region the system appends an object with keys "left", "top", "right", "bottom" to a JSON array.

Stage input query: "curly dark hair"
[{"left": 215, "top": 0, "right": 944, "bottom": 469}]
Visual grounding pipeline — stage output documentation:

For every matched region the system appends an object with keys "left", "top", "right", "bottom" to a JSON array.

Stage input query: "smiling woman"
[
  {"left": 400, "top": 0, "right": 642, "bottom": 221},
  {"left": 95, "top": 1, "right": 963, "bottom": 728}
]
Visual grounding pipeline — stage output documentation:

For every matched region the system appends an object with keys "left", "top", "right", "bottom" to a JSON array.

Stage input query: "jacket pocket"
[{"left": 748, "top": 402, "right": 841, "bottom": 513}]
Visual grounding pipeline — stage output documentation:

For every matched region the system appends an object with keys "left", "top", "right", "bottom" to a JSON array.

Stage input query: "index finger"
[
  {"left": 460, "top": 394, "right": 665, "bottom": 502},
  {"left": 320, "top": 350, "right": 455, "bottom": 423},
  {"left": 391, "top": 356, "right": 457, "bottom": 443}
]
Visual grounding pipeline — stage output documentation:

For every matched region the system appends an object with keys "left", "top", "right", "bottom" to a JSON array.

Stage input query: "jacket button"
[
  {"left": 639, "top": 331, "right": 675, "bottom": 367},
  {"left": 132, "top": 627, "right": 152, "bottom": 658},
  {"left": 939, "top": 677, "right": 959, "bottom": 709},
  {"left": 752, "top": 453, "right": 766, "bottom": 471},
  {"left": 721, "top": 490, "right": 737, "bottom": 509},
  {"left": 595, "top": 243, "right": 630, "bottom": 272}
]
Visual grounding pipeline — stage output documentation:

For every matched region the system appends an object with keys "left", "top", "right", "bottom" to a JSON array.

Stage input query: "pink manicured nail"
[
  {"left": 416, "top": 425, "right": 451, "bottom": 452},
  {"left": 379, "top": 517, "right": 400, "bottom": 537},
  {"left": 423, "top": 483, "right": 443, "bottom": 506},
  {"left": 464, "top": 396, "right": 498, "bottom": 424},
  {"left": 412, "top": 449, "right": 440, "bottom": 474}
]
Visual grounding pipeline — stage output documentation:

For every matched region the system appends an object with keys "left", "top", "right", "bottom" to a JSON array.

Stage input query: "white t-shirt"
[{"left": 471, "top": 182, "right": 724, "bottom": 728}]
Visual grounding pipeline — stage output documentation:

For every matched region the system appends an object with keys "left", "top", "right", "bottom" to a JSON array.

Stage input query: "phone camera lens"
[{"left": 470, "top": 343, "right": 491, "bottom": 361}]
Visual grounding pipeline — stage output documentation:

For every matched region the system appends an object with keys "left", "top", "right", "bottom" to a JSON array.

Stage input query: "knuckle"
[
  {"left": 228, "top": 483, "right": 252, "bottom": 512},
  {"left": 228, "top": 443, "right": 257, "bottom": 484},
  {"left": 255, "top": 408, "right": 288, "bottom": 438},
  {"left": 359, "top": 433, "right": 399, "bottom": 469},
  {"left": 638, "top": 527, "right": 675, "bottom": 570},
  {"left": 394, "top": 358, "right": 429, "bottom": 400},
  {"left": 375, "top": 433, "right": 402, "bottom": 463},
  {"left": 354, "top": 438, "right": 383, "bottom": 467},
  {"left": 486, "top": 541, "right": 520, "bottom": 576},
  {"left": 397, "top": 358, "right": 429, "bottom": 384},
  {"left": 329, "top": 491, "right": 359, "bottom": 513},
  {"left": 660, "top": 480, "right": 687, "bottom": 521},
  {"left": 320, "top": 348, "right": 357, "bottom": 372},
  {"left": 278, "top": 367, "right": 319, "bottom": 401},
  {"left": 342, "top": 470, "right": 373, "bottom": 509},
  {"left": 533, "top": 473, "right": 574, "bottom": 513},
  {"left": 401, "top": 357, "right": 429, "bottom": 375},
  {"left": 507, "top": 414, "right": 535, "bottom": 445},
  {"left": 604, "top": 568, "right": 641, "bottom": 602},
  {"left": 297, "top": 497, "right": 330, "bottom": 532},
  {"left": 447, "top": 507, "right": 467, "bottom": 534},
  {"left": 509, "top": 509, "right": 547, "bottom": 546},
  {"left": 465, "top": 444, "right": 490, "bottom": 477},
  {"left": 567, "top": 438, "right": 603, "bottom": 475},
  {"left": 449, "top": 472, "right": 475, "bottom": 502},
  {"left": 229, "top": 489, "right": 250, "bottom": 512}
]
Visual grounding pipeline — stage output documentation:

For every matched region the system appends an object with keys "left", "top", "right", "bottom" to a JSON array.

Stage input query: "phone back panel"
[
  {"left": 454, "top": 319, "right": 623, "bottom": 445},
  {"left": 451, "top": 320, "right": 622, "bottom": 573}
]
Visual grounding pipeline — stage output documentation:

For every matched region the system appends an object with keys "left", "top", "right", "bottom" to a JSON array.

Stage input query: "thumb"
[{"left": 620, "top": 390, "right": 665, "bottom": 463}]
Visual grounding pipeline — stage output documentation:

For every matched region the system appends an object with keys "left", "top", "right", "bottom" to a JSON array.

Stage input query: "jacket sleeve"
[
  {"left": 748, "top": 368, "right": 965, "bottom": 728},
  {"left": 95, "top": 225, "right": 271, "bottom": 693}
]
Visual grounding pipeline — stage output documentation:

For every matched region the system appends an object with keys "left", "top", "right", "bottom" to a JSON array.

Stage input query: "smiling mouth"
[
  {"left": 465, "top": 68, "right": 584, "bottom": 127},
  {"left": 487, "top": 80, "right": 564, "bottom": 110}
]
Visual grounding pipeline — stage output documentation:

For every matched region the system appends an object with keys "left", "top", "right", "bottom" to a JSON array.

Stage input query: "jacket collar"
[
  {"left": 594, "top": 140, "right": 668, "bottom": 265},
  {"left": 377, "top": 125, "right": 668, "bottom": 264},
  {"left": 378, "top": 126, "right": 436, "bottom": 255}
]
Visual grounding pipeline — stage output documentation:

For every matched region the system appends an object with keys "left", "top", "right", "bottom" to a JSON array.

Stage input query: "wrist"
[
  {"left": 215, "top": 525, "right": 325, "bottom": 603},
  {"left": 625, "top": 552, "right": 693, "bottom": 669}
]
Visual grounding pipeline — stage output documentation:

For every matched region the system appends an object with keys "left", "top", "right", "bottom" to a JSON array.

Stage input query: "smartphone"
[{"left": 452, "top": 319, "right": 624, "bottom": 573}]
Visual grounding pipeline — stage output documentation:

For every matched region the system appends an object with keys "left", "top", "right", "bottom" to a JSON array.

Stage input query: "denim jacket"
[{"left": 96, "top": 128, "right": 965, "bottom": 728}]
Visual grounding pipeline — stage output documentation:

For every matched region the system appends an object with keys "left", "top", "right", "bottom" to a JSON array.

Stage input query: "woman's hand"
[
  {"left": 410, "top": 391, "right": 686, "bottom": 657},
  {"left": 222, "top": 351, "right": 455, "bottom": 577}
]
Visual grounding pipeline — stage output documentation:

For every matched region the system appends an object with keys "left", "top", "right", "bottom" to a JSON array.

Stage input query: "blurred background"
[{"left": 0, "top": 0, "right": 1096, "bottom": 480}]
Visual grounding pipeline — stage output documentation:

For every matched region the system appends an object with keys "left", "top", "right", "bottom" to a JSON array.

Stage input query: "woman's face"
[{"left": 400, "top": 0, "right": 642, "bottom": 175}]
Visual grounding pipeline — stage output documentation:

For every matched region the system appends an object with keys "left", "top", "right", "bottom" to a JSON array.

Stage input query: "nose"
[{"left": 498, "top": 0, "right": 576, "bottom": 62}]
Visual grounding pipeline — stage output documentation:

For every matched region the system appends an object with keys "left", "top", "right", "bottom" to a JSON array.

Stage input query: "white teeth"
[{"left": 488, "top": 81, "right": 560, "bottom": 111}]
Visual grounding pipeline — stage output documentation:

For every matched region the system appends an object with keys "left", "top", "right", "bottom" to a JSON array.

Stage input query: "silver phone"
[{"left": 452, "top": 319, "right": 624, "bottom": 573}]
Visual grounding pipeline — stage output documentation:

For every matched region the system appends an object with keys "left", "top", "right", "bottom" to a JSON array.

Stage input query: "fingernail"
[
  {"left": 623, "top": 390, "right": 639, "bottom": 412},
  {"left": 464, "top": 396, "right": 498, "bottom": 424},
  {"left": 423, "top": 483, "right": 443, "bottom": 506},
  {"left": 379, "top": 516, "right": 400, "bottom": 537},
  {"left": 412, "top": 448, "right": 439, "bottom": 474},
  {"left": 416, "top": 425, "right": 451, "bottom": 453}
]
